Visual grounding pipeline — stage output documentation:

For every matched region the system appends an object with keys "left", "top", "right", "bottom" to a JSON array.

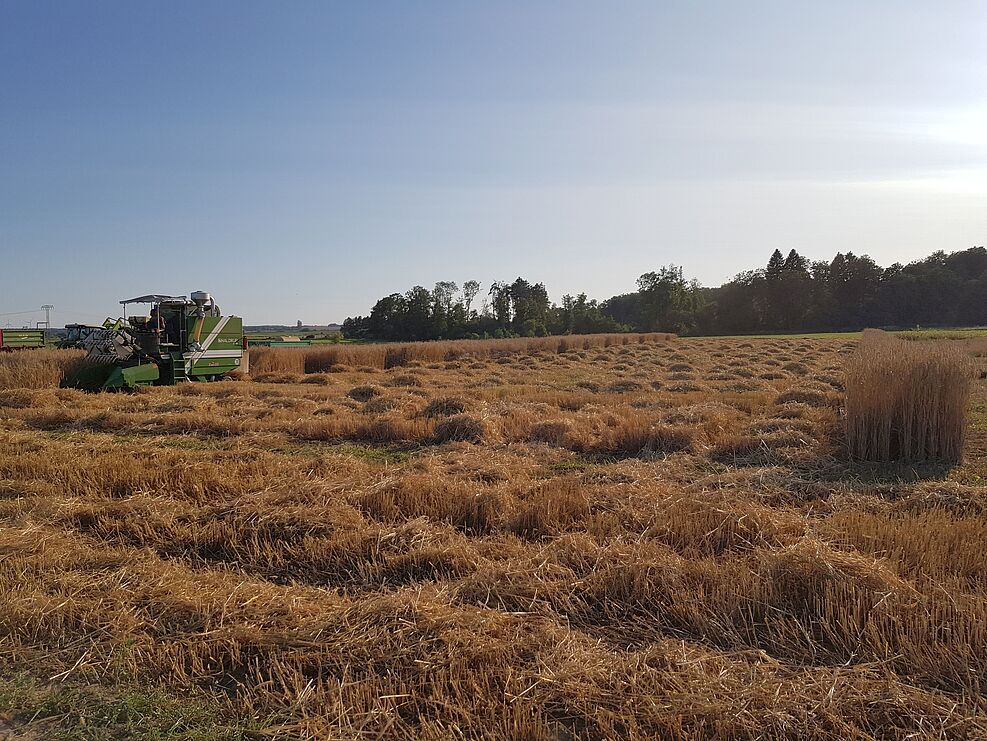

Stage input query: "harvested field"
[
  {"left": 1, "top": 336, "right": 986, "bottom": 738},
  {"left": 248, "top": 332, "right": 675, "bottom": 375}
]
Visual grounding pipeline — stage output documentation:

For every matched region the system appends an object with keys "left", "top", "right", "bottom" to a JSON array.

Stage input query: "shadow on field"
[{"left": 822, "top": 459, "right": 956, "bottom": 485}]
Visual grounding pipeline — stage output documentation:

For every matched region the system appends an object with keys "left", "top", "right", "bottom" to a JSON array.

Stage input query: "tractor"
[
  {"left": 59, "top": 318, "right": 123, "bottom": 349},
  {"left": 63, "top": 291, "right": 246, "bottom": 391}
]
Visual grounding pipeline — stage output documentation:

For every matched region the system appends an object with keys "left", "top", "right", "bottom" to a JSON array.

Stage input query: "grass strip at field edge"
[{"left": 0, "top": 669, "right": 270, "bottom": 741}]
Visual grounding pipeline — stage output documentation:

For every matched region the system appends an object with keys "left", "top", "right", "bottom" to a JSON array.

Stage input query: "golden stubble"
[{"left": 0, "top": 334, "right": 984, "bottom": 739}]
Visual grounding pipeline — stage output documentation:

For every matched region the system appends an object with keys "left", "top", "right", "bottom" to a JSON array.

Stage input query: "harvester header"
[{"left": 63, "top": 290, "right": 244, "bottom": 391}]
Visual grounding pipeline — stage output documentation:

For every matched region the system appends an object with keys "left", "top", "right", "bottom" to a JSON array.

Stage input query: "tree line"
[{"left": 341, "top": 246, "right": 987, "bottom": 340}]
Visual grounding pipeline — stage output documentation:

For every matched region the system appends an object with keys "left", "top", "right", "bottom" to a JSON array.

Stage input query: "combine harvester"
[
  {"left": 0, "top": 328, "right": 46, "bottom": 351},
  {"left": 63, "top": 291, "right": 246, "bottom": 391}
]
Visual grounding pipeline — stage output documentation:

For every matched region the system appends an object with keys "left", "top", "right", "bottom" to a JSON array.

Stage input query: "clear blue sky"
[{"left": 2, "top": 1, "right": 985, "bottom": 326}]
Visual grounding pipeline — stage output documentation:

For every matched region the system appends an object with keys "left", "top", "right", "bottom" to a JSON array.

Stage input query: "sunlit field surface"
[{"left": 1, "top": 335, "right": 985, "bottom": 739}]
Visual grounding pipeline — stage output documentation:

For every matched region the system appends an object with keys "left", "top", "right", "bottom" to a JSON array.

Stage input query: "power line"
[{"left": 57, "top": 308, "right": 119, "bottom": 321}]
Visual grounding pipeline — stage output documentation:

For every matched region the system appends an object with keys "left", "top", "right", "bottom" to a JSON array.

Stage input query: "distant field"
[
  {"left": 896, "top": 327, "right": 987, "bottom": 340},
  {"left": 700, "top": 330, "right": 864, "bottom": 339},
  {"left": 245, "top": 332, "right": 351, "bottom": 344},
  {"left": 0, "top": 334, "right": 985, "bottom": 738},
  {"left": 248, "top": 326, "right": 987, "bottom": 345},
  {"left": 702, "top": 326, "right": 987, "bottom": 341}
]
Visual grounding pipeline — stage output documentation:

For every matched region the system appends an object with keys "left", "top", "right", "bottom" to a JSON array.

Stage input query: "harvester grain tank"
[{"left": 63, "top": 291, "right": 245, "bottom": 391}]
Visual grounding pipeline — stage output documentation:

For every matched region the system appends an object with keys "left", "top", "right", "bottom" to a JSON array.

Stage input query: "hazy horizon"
[{"left": 2, "top": 1, "right": 985, "bottom": 326}]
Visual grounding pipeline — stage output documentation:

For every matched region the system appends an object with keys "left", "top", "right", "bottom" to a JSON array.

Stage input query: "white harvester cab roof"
[{"left": 120, "top": 295, "right": 189, "bottom": 305}]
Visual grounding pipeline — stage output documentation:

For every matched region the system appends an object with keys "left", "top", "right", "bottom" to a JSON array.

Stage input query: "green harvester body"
[{"left": 62, "top": 292, "right": 245, "bottom": 391}]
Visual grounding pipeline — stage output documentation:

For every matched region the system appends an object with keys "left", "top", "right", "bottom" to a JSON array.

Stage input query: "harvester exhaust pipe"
[{"left": 190, "top": 291, "right": 211, "bottom": 345}]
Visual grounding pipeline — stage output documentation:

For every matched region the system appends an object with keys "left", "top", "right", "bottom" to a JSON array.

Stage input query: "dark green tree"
[{"left": 636, "top": 266, "right": 690, "bottom": 332}]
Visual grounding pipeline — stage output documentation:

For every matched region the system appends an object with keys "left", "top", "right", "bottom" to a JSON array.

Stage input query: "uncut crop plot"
[{"left": 1, "top": 337, "right": 986, "bottom": 739}]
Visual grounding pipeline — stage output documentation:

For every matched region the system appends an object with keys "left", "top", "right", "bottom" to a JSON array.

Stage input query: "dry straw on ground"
[
  {"left": 0, "top": 334, "right": 985, "bottom": 738},
  {"left": 845, "top": 329, "right": 973, "bottom": 463},
  {"left": 250, "top": 332, "right": 675, "bottom": 374}
]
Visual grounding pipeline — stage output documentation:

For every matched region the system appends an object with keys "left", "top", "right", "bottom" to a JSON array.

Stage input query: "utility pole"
[{"left": 40, "top": 305, "right": 54, "bottom": 340}]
